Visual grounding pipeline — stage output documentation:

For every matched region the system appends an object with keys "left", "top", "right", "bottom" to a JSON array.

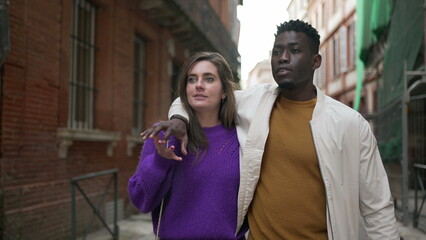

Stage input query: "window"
[
  {"left": 321, "top": 2, "right": 326, "bottom": 28},
  {"left": 333, "top": 0, "right": 339, "bottom": 13},
  {"left": 171, "top": 63, "right": 180, "bottom": 103},
  {"left": 347, "top": 22, "right": 356, "bottom": 68},
  {"left": 69, "top": 0, "right": 97, "bottom": 129},
  {"left": 133, "top": 36, "right": 146, "bottom": 135},
  {"left": 313, "top": 12, "right": 317, "bottom": 28},
  {"left": 339, "top": 26, "right": 347, "bottom": 73},
  {"left": 317, "top": 48, "right": 327, "bottom": 88},
  {"left": 333, "top": 36, "right": 340, "bottom": 78}
]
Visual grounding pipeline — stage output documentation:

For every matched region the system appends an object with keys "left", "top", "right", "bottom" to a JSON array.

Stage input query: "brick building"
[
  {"left": 288, "top": 0, "right": 362, "bottom": 111},
  {"left": 0, "top": 0, "right": 241, "bottom": 239}
]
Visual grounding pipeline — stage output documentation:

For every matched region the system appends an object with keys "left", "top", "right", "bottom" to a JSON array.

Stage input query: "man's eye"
[
  {"left": 272, "top": 49, "right": 281, "bottom": 55},
  {"left": 291, "top": 49, "right": 300, "bottom": 54}
]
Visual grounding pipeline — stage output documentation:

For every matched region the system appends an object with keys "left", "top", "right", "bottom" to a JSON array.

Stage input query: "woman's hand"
[
  {"left": 153, "top": 135, "right": 183, "bottom": 161},
  {"left": 140, "top": 118, "right": 188, "bottom": 155}
]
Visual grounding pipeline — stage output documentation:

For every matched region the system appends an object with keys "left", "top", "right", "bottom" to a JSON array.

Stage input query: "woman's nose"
[{"left": 195, "top": 80, "right": 204, "bottom": 89}]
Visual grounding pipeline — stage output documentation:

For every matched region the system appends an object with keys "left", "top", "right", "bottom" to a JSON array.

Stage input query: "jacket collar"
[{"left": 313, "top": 85, "right": 326, "bottom": 119}]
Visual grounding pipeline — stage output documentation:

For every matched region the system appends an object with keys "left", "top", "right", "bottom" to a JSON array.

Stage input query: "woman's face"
[{"left": 186, "top": 60, "right": 225, "bottom": 115}]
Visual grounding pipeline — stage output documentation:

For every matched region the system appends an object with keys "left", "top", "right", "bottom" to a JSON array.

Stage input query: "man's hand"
[{"left": 140, "top": 118, "right": 188, "bottom": 155}]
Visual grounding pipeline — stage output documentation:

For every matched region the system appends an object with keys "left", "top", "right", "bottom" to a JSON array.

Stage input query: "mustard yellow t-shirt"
[{"left": 248, "top": 96, "right": 327, "bottom": 240}]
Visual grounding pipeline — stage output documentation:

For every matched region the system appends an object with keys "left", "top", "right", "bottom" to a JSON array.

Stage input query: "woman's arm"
[{"left": 128, "top": 134, "right": 178, "bottom": 213}]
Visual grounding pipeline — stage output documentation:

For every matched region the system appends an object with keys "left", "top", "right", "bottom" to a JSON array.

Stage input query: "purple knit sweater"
[{"left": 128, "top": 124, "right": 247, "bottom": 240}]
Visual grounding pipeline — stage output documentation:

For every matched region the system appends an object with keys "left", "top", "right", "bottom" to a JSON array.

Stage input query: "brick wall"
[{"left": 1, "top": 0, "right": 188, "bottom": 239}]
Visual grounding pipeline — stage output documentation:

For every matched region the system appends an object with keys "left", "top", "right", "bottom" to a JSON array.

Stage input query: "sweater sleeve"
[{"left": 128, "top": 134, "right": 178, "bottom": 213}]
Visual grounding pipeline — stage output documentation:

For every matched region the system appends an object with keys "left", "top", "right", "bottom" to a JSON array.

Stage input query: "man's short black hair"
[{"left": 275, "top": 19, "right": 321, "bottom": 53}]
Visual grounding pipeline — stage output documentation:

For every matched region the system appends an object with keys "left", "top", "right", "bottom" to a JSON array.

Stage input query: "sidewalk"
[
  {"left": 398, "top": 221, "right": 426, "bottom": 240},
  {"left": 84, "top": 214, "right": 155, "bottom": 240},
  {"left": 85, "top": 213, "right": 426, "bottom": 240}
]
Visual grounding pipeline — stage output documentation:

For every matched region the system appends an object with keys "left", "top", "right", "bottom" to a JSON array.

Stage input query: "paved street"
[{"left": 84, "top": 213, "right": 426, "bottom": 240}]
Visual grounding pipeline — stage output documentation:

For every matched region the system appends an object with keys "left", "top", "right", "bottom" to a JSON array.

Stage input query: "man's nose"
[{"left": 279, "top": 50, "right": 290, "bottom": 63}]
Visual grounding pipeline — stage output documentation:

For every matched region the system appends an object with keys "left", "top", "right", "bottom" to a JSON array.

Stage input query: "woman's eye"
[
  {"left": 205, "top": 77, "right": 214, "bottom": 82},
  {"left": 188, "top": 77, "right": 196, "bottom": 83}
]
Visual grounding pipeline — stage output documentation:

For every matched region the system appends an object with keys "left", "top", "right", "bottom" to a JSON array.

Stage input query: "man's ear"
[{"left": 312, "top": 53, "right": 322, "bottom": 70}]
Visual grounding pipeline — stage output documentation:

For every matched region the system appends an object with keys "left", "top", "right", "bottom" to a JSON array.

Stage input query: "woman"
[{"left": 128, "top": 52, "right": 248, "bottom": 239}]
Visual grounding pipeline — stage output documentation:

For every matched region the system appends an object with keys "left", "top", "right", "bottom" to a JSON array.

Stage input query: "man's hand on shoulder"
[{"left": 140, "top": 117, "right": 188, "bottom": 155}]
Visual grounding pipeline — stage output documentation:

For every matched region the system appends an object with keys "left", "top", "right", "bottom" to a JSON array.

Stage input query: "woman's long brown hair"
[{"left": 177, "top": 52, "right": 238, "bottom": 158}]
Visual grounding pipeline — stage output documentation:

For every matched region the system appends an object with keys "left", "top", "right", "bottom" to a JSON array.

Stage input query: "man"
[{"left": 142, "top": 20, "right": 399, "bottom": 239}]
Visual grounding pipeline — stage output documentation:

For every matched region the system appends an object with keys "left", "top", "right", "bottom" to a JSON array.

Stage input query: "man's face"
[{"left": 271, "top": 31, "right": 320, "bottom": 92}]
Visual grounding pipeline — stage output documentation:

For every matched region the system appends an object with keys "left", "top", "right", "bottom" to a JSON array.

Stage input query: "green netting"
[
  {"left": 376, "top": 100, "right": 402, "bottom": 163},
  {"left": 354, "top": 0, "right": 368, "bottom": 111},
  {"left": 357, "top": 0, "right": 392, "bottom": 65},
  {"left": 371, "top": 0, "right": 392, "bottom": 39},
  {"left": 378, "top": 0, "right": 423, "bottom": 163},
  {"left": 357, "top": 0, "right": 373, "bottom": 65},
  {"left": 355, "top": 0, "right": 392, "bottom": 110},
  {"left": 357, "top": 0, "right": 424, "bottom": 163},
  {"left": 380, "top": 0, "right": 423, "bottom": 108}
]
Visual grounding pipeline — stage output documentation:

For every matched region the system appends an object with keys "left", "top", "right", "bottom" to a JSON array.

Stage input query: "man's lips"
[{"left": 276, "top": 67, "right": 292, "bottom": 74}]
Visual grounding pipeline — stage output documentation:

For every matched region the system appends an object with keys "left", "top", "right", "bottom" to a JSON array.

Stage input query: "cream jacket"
[{"left": 169, "top": 83, "right": 399, "bottom": 240}]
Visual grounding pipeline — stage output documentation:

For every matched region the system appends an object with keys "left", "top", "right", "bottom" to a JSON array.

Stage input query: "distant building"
[
  {"left": 245, "top": 52, "right": 275, "bottom": 89},
  {"left": 287, "top": 0, "right": 368, "bottom": 113},
  {"left": 288, "top": 0, "right": 426, "bottom": 230},
  {"left": 0, "top": 0, "right": 242, "bottom": 239}
]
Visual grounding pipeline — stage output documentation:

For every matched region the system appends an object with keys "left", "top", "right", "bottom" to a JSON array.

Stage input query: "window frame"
[
  {"left": 332, "top": 36, "right": 340, "bottom": 79},
  {"left": 347, "top": 22, "right": 356, "bottom": 69},
  {"left": 339, "top": 26, "right": 347, "bottom": 73},
  {"left": 132, "top": 35, "right": 147, "bottom": 135},
  {"left": 68, "top": 0, "right": 97, "bottom": 129}
]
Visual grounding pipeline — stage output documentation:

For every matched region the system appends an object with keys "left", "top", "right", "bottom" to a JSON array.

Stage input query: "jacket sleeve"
[
  {"left": 128, "top": 134, "right": 177, "bottom": 213},
  {"left": 167, "top": 84, "right": 274, "bottom": 122},
  {"left": 168, "top": 97, "right": 189, "bottom": 120},
  {"left": 358, "top": 118, "right": 400, "bottom": 239}
]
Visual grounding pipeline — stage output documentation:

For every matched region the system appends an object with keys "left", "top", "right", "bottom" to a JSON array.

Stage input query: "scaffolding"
[
  {"left": 402, "top": 64, "right": 426, "bottom": 228},
  {"left": 366, "top": 63, "right": 426, "bottom": 230}
]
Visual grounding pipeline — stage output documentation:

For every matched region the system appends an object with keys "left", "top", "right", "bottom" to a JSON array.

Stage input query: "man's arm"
[
  {"left": 168, "top": 97, "right": 189, "bottom": 120},
  {"left": 140, "top": 97, "right": 189, "bottom": 155},
  {"left": 358, "top": 119, "right": 399, "bottom": 239},
  {"left": 140, "top": 84, "right": 275, "bottom": 156}
]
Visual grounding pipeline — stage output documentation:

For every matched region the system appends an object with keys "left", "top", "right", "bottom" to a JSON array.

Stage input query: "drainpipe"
[{"left": 0, "top": 0, "right": 10, "bottom": 66}]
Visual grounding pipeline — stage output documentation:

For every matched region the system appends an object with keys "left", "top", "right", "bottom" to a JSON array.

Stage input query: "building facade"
[
  {"left": 288, "top": 0, "right": 426, "bottom": 229},
  {"left": 288, "top": 0, "right": 372, "bottom": 114},
  {"left": 0, "top": 0, "right": 241, "bottom": 239},
  {"left": 244, "top": 52, "right": 274, "bottom": 89}
]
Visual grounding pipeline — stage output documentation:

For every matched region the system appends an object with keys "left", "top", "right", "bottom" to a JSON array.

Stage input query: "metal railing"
[
  {"left": 71, "top": 169, "right": 119, "bottom": 240},
  {"left": 413, "top": 163, "right": 426, "bottom": 228}
]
